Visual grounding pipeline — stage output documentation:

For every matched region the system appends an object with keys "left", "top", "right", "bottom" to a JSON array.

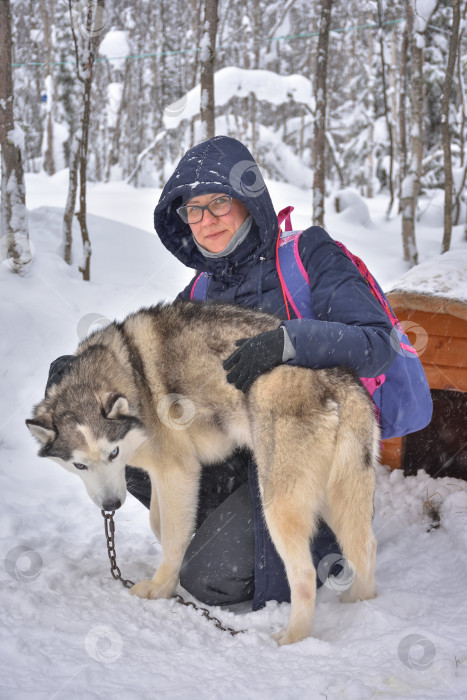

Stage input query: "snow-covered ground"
[{"left": 1, "top": 170, "right": 467, "bottom": 699}]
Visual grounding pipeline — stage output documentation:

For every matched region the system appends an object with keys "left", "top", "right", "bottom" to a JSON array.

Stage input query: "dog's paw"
[
  {"left": 272, "top": 627, "right": 309, "bottom": 646},
  {"left": 130, "top": 579, "right": 174, "bottom": 600}
]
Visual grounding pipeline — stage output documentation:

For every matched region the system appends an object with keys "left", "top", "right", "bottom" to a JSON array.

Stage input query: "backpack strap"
[
  {"left": 190, "top": 272, "right": 211, "bottom": 301},
  {"left": 275, "top": 226, "right": 386, "bottom": 399},
  {"left": 277, "top": 205, "right": 295, "bottom": 233},
  {"left": 276, "top": 230, "right": 317, "bottom": 320},
  {"left": 335, "top": 242, "right": 398, "bottom": 326},
  {"left": 334, "top": 242, "right": 418, "bottom": 357}
]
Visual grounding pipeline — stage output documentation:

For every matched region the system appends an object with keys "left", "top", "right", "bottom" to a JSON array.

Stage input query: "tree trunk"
[
  {"left": 441, "top": 0, "right": 460, "bottom": 253},
  {"left": 377, "top": 0, "right": 395, "bottom": 217},
  {"left": 389, "top": 28, "right": 399, "bottom": 166},
  {"left": 458, "top": 9, "right": 466, "bottom": 172},
  {"left": 398, "top": 24, "right": 409, "bottom": 209},
  {"left": 401, "top": 1, "right": 422, "bottom": 267},
  {"left": 199, "top": 0, "right": 218, "bottom": 140},
  {"left": 40, "top": 0, "right": 55, "bottom": 175},
  {"left": 250, "top": 92, "right": 257, "bottom": 155},
  {"left": 454, "top": 6, "right": 466, "bottom": 227},
  {"left": 312, "top": 0, "right": 333, "bottom": 227},
  {"left": 0, "top": 0, "right": 31, "bottom": 273},
  {"left": 66, "top": 0, "right": 105, "bottom": 280},
  {"left": 76, "top": 55, "right": 94, "bottom": 282},
  {"left": 62, "top": 134, "right": 80, "bottom": 265},
  {"left": 366, "top": 34, "right": 375, "bottom": 199},
  {"left": 105, "top": 62, "right": 129, "bottom": 182},
  {"left": 401, "top": 0, "right": 440, "bottom": 266}
]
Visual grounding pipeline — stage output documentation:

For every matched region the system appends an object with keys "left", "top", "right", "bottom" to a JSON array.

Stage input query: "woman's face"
[{"left": 186, "top": 193, "right": 249, "bottom": 254}]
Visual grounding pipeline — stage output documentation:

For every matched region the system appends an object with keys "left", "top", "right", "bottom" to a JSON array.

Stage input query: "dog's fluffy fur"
[{"left": 27, "top": 300, "right": 378, "bottom": 645}]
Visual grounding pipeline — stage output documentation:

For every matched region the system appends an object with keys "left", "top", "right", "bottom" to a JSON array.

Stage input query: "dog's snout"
[{"left": 102, "top": 498, "right": 122, "bottom": 512}]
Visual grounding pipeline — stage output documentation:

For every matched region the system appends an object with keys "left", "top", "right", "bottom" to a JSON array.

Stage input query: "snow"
[
  {"left": 7, "top": 124, "right": 25, "bottom": 151},
  {"left": 389, "top": 249, "right": 467, "bottom": 303},
  {"left": 334, "top": 188, "right": 371, "bottom": 227},
  {"left": 163, "top": 66, "right": 313, "bottom": 130},
  {"left": 106, "top": 83, "right": 124, "bottom": 129},
  {"left": 401, "top": 174, "right": 415, "bottom": 199},
  {"left": 98, "top": 31, "right": 130, "bottom": 71},
  {"left": 414, "top": 0, "right": 438, "bottom": 33},
  {"left": 2, "top": 170, "right": 467, "bottom": 698},
  {"left": 199, "top": 29, "right": 211, "bottom": 64},
  {"left": 3, "top": 171, "right": 29, "bottom": 240}
]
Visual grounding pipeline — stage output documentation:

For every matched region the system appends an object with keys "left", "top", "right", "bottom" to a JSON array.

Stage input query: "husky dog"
[{"left": 26, "top": 300, "right": 378, "bottom": 646}]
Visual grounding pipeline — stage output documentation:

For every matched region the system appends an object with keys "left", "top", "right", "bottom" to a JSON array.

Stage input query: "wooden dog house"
[{"left": 382, "top": 250, "right": 467, "bottom": 479}]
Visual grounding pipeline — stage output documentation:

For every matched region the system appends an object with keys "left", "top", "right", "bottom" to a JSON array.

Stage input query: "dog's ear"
[
  {"left": 101, "top": 392, "right": 130, "bottom": 419},
  {"left": 26, "top": 415, "right": 56, "bottom": 445}
]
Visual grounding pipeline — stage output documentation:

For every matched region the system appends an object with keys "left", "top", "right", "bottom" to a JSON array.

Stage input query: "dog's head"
[{"left": 26, "top": 365, "right": 147, "bottom": 511}]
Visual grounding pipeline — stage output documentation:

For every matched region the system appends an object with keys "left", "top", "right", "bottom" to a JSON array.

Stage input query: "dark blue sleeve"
[{"left": 282, "top": 227, "right": 398, "bottom": 377}]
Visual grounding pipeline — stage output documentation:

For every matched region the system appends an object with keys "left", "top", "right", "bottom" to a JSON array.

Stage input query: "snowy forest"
[
  {"left": 1, "top": 0, "right": 466, "bottom": 278},
  {"left": 2, "top": 2, "right": 467, "bottom": 696}
]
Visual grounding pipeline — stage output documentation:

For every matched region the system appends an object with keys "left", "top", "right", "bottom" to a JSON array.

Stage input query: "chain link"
[
  {"left": 101, "top": 509, "right": 244, "bottom": 637},
  {"left": 102, "top": 509, "right": 135, "bottom": 588},
  {"left": 173, "top": 595, "right": 243, "bottom": 636}
]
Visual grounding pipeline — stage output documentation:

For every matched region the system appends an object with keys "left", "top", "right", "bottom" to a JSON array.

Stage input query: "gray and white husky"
[{"left": 26, "top": 300, "right": 378, "bottom": 645}]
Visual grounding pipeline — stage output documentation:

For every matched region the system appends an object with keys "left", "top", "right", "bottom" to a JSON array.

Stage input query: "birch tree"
[
  {"left": 199, "top": 0, "right": 218, "bottom": 140},
  {"left": 397, "top": 21, "right": 409, "bottom": 207},
  {"left": 40, "top": 0, "right": 56, "bottom": 175},
  {"left": 365, "top": 34, "right": 375, "bottom": 199},
  {"left": 454, "top": 3, "right": 467, "bottom": 229},
  {"left": 0, "top": 0, "right": 31, "bottom": 273},
  {"left": 312, "top": 0, "right": 333, "bottom": 227},
  {"left": 63, "top": 0, "right": 106, "bottom": 279},
  {"left": 440, "top": 0, "right": 461, "bottom": 253},
  {"left": 377, "top": 0, "right": 395, "bottom": 217},
  {"left": 400, "top": 0, "right": 438, "bottom": 268}
]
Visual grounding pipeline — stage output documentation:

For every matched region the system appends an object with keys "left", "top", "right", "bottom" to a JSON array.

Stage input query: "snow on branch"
[{"left": 163, "top": 66, "right": 313, "bottom": 130}]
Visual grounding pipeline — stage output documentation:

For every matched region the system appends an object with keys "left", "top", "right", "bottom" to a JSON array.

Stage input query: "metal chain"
[
  {"left": 101, "top": 510, "right": 244, "bottom": 637},
  {"left": 173, "top": 595, "right": 243, "bottom": 636},
  {"left": 102, "top": 509, "right": 135, "bottom": 589}
]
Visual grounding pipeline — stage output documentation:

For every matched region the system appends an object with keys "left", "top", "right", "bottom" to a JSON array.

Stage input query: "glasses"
[{"left": 177, "top": 195, "right": 233, "bottom": 224}]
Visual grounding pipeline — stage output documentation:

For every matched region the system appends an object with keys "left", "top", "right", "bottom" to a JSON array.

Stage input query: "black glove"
[{"left": 223, "top": 327, "right": 285, "bottom": 393}]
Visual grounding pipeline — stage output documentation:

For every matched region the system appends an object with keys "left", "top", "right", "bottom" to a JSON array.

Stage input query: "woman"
[{"left": 125, "top": 135, "right": 397, "bottom": 612}]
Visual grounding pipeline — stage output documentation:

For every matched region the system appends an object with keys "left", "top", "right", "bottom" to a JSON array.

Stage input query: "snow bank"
[{"left": 333, "top": 188, "right": 372, "bottom": 227}]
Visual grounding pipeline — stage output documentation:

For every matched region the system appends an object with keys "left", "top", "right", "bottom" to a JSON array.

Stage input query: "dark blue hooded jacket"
[{"left": 154, "top": 136, "right": 397, "bottom": 609}]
